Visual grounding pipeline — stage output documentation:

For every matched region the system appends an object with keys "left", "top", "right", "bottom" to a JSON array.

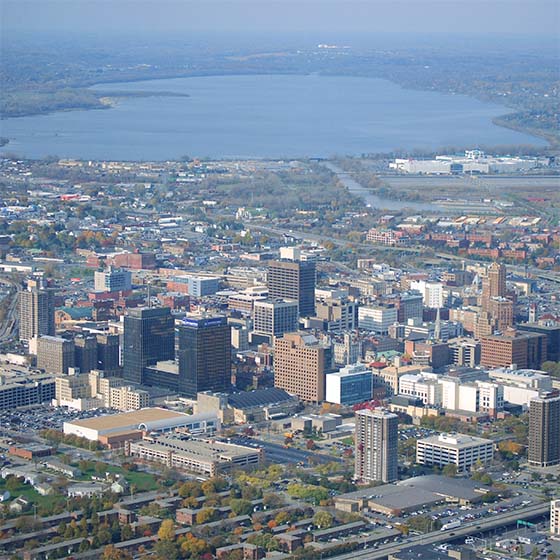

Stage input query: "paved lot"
[{"left": 229, "top": 436, "right": 342, "bottom": 465}]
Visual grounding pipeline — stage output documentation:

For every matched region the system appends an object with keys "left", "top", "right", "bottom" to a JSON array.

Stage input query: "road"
[
  {"left": 331, "top": 502, "right": 550, "bottom": 559},
  {"left": 245, "top": 221, "right": 560, "bottom": 284},
  {"left": 229, "top": 436, "right": 341, "bottom": 465},
  {"left": 247, "top": 222, "right": 424, "bottom": 255},
  {"left": 0, "top": 275, "right": 22, "bottom": 343}
]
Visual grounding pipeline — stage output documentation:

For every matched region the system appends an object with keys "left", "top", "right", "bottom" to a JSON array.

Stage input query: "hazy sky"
[{"left": 2, "top": 0, "right": 558, "bottom": 36}]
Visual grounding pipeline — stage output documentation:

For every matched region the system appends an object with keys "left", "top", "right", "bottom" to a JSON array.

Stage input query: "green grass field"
[
  {"left": 76, "top": 463, "right": 158, "bottom": 493},
  {"left": 0, "top": 478, "right": 65, "bottom": 511}
]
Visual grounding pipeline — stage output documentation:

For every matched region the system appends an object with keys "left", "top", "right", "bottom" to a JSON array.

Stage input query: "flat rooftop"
[
  {"left": 418, "top": 432, "right": 493, "bottom": 449},
  {"left": 489, "top": 368, "right": 548, "bottom": 378},
  {"left": 367, "top": 486, "right": 440, "bottom": 512},
  {"left": 398, "top": 475, "right": 491, "bottom": 501},
  {"left": 336, "top": 474, "right": 491, "bottom": 507},
  {"left": 132, "top": 437, "right": 259, "bottom": 460},
  {"left": 145, "top": 360, "right": 179, "bottom": 374},
  {"left": 67, "top": 407, "right": 187, "bottom": 431}
]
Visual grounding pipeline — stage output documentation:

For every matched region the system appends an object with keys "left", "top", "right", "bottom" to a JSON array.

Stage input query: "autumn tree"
[
  {"left": 313, "top": 511, "right": 334, "bottom": 529},
  {"left": 157, "top": 519, "right": 176, "bottom": 541},
  {"left": 195, "top": 508, "right": 216, "bottom": 524},
  {"left": 274, "top": 511, "right": 291, "bottom": 526},
  {"left": 201, "top": 477, "right": 227, "bottom": 495},
  {"left": 181, "top": 496, "right": 199, "bottom": 509},
  {"left": 263, "top": 493, "right": 284, "bottom": 509},
  {"left": 179, "top": 533, "right": 211, "bottom": 558},
  {"left": 178, "top": 481, "right": 202, "bottom": 498},
  {"left": 102, "top": 545, "right": 132, "bottom": 560}
]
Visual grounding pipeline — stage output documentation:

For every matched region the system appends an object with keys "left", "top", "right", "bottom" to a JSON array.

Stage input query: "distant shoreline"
[
  {"left": 83, "top": 72, "right": 560, "bottom": 150},
  {"left": 0, "top": 89, "right": 190, "bottom": 120},
  {"left": 0, "top": 73, "right": 552, "bottom": 158}
]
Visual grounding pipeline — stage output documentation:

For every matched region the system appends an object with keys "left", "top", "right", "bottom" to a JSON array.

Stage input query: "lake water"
[{"left": 0, "top": 74, "right": 545, "bottom": 161}]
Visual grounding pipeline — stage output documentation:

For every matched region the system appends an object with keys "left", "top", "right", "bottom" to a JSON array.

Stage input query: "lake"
[{"left": 0, "top": 74, "right": 545, "bottom": 161}]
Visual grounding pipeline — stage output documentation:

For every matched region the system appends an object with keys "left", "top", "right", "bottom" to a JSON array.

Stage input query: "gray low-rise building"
[{"left": 416, "top": 433, "right": 494, "bottom": 472}]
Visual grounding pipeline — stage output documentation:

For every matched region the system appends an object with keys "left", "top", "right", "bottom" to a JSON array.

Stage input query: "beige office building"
[
  {"left": 37, "top": 336, "right": 75, "bottom": 375},
  {"left": 274, "top": 332, "right": 329, "bottom": 403},
  {"left": 18, "top": 280, "right": 55, "bottom": 342},
  {"left": 54, "top": 369, "right": 149, "bottom": 411}
]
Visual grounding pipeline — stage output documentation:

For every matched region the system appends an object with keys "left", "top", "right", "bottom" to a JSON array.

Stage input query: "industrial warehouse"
[{"left": 334, "top": 475, "right": 493, "bottom": 516}]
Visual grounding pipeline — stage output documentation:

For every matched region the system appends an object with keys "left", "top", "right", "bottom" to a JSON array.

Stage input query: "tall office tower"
[
  {"left": 253, "top": 299, "right": 299, "bottom": 343},
  {"left": 274, "top": 332, "right": 330, "bottom": 403},
  {"left": 354, "top": 408, "right": 398, "bottom": 483},
  {"left": 96, "top": 333, "right": 121, "bottom": 372},
  {"left": 123, "top": 307, "right": 175, "bottom": 385},
  {"left": 487, "top": 298, "right": 514, "bottom": 332},
  {"left": 74, "top": 335, "right": 98, "bottom": 373},
  {"left": 479, "top": 262, "right": 514, "bottom": 334},
  {"left": 481, "top": 262, "right": 506, "bottom": 308},
  {"left": 267, "top": 260, "right": 316, "bottom": 317},
  {"left": 178, "top": 315, "right": 231, "bottom": 398},
  {"left": 474, "top": 311, "right": 495, "bottom": 339},
  {"left": 528, "top": 392, "right": 560, "bottom": 468},
  {"left": 18, "top": 278, "right": 55, "bottom": 342},
  {"left": 37, "top": 335, "right": 75, "bottom": 375}
]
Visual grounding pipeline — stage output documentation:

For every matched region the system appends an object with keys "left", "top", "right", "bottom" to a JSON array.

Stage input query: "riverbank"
[{"left": 323, "top": 162, "right": 444, "bottom": 213}]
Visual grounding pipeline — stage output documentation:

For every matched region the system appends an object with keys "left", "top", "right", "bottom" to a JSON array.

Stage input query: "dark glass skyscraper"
[
  {"left": 528, "top": 391, "right": 560, "bottom": 468},
  {"left": 267, "top": 259, "right": 316, "bottom": 317},
  {"left": 178, "top": 316, "right": 231, "bottom": 397},
  {"left": 123, "top": 307, "right": 175, "bottom": 384}
]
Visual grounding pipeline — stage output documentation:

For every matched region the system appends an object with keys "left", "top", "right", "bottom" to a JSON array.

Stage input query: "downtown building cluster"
[{"left": 4, "top": 239, "right": 559, "bottom": 484}]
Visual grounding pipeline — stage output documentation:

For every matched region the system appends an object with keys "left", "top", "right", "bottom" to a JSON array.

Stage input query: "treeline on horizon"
[{"left": 0, "top": 36, "right": 558, "bottom": 145}]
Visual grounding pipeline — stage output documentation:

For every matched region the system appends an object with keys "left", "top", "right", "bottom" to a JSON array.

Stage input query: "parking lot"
[
  {"left": 0, "top": 405, "right": 118, "bottom": 435},
  {"left": 228, "top": 436, "right": 342, "bottom": 465}
]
